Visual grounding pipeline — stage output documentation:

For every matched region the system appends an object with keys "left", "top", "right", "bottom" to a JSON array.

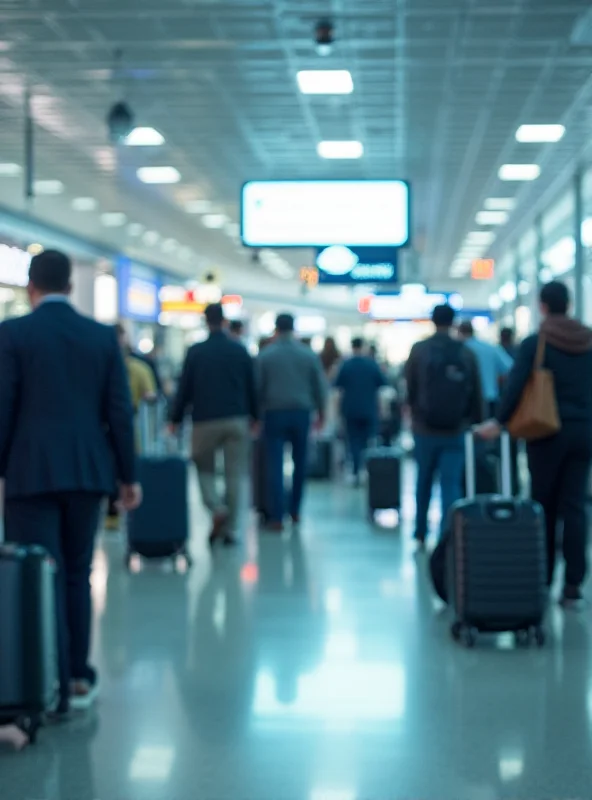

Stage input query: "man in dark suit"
[{"left": 0, "top": 250, "right": 140, "bottom": 715}]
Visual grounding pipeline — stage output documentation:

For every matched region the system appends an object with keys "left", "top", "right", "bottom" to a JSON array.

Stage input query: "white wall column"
[{"left": 71, "top": 262, "right": 96, "bottom": 317}]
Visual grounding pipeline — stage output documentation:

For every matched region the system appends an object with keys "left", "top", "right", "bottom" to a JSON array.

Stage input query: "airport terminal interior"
[{"left": 4, "top": 0, "right": 592, "bottom": 798}]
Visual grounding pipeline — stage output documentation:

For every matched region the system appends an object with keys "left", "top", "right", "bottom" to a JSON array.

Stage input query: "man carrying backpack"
[{"left": 405, "top": 304, "right": 483, "bottom": 548}]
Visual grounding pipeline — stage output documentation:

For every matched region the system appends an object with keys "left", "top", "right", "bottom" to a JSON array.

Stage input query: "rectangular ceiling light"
[
  {"left": 498, "top": 164, "right": 540, "bottom": 181},
  {"left": 297, "top": 70, "right": 354, "bottom": 95},
  {"left": 0, "top": 162, "right": 21, "bottom": 177},
  {"left": 101, "top": 212, "right": 127, "bottom": 227},
  {"left": 125, "top": 127, "right": 165, "bottom": 146},
  {"left": 317, "top": 141, "right": 364, "bottom": 159},
  {"left": 201, "top": 213, "right": 229, "bottom": 229},
  {"left": 466, "top": 231, "right": 496, "bottom": 244},
  {"left": 34, "top": 179, "right": 64, "bottom": 195},
  {"left": 185, "top": 199, "right": 213, "bottom": 214},
  {"left": 137, "top": 166, "right": 181, "bottom": 184},
  {"left": 515, "top": 124, "right": 565, "bottom": 143},
  {"left": 72, "top": 196, "right": 97, "bottom": 211},
  {"left": 484, "top": 197, "right": 516, "bottom": 211},
  {"left": 475, "top": 210, "right": 509, "bottom": 226}
]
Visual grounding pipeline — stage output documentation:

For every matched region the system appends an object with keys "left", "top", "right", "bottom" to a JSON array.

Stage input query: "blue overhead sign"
[
  {"left": 117, "top": 258, "right": 160, "bottom": 323},
  {"left": 315, "top": 245, "right": 398, "bottom": 284}
]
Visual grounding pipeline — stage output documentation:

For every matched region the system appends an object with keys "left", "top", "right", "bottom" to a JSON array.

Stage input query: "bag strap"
[{"left": 534, "top": 334, "right": 546, "bottom": 369}]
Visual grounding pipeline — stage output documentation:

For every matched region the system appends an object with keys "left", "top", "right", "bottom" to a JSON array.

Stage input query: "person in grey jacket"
[{"left": 258, "top": 314, "right": 327, "bottom": 531}]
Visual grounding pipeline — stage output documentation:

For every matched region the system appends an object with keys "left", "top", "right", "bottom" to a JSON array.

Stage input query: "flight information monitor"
[{"left": 241, "top": 180, "right": 411, "bottom": 248}]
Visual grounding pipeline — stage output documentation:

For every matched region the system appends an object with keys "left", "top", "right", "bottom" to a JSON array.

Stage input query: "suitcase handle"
[{"left": 465, "top": 428, "right": 512, "bottom": 499}]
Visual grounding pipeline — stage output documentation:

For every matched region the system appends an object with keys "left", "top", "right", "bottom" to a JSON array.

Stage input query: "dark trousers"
[
  {"left": 414, "top": 432, "right": 465, "bottom": 541},
  {"left": 345, "top": 416, "right": 375, "bottom": 476},
  {"left": 527, "top": 421, "right": 592, "bottom": 589},
  {"left": 264, "top": 409, "right": 311, "bottom": 523},
  {"left": 5, "top": 491, "right": 103, "bottom": 708}
]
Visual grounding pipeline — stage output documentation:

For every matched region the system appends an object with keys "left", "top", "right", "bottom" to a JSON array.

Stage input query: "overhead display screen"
[{"left": 241, "top": 180, "right": 411, "bottom": 248}]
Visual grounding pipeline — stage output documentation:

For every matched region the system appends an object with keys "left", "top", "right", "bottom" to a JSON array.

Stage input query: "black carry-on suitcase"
[
  {"left": 0, "top": 545, "right": 58, "bottom": 741},
  {"left": 307, "top": 435, "right": 334, "bottom": 480},
  {"left": 366, "top": 446, "right": 402, "bottom": 516},
  {"left": 448, "top": 431, "right": 547, "bottom": 647},
  {"left": 126, "top": 402, "right": 192, "bottom": 570}
]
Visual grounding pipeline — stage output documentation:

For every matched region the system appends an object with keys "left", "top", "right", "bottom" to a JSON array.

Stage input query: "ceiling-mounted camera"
[
  {"left": 315, "top": 19, "right": 335, "bottom": 56},
  {"left": 107, "top": 101, "right": 135, "bottom": 143}
]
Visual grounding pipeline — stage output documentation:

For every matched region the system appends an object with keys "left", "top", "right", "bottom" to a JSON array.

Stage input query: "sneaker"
[
  {"left": 560, "top": 585, "right": 586, "bottom": 610},
  {"left": 69, "top": 678, "right": 100, "bottom": 711}
]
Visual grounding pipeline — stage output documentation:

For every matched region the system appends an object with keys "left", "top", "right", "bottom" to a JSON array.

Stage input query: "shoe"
[
  {"left": 560, "top": 584, "right": 586, "bottom": 610},
  {"left": 69, "top": 678, "right": 100, "bottom": 711},
  {"left": 208, "top": 511, "right": 229, "bottom": 548},
  {"left": 263, "top": 521, "right": 284, "bottom": 534}
]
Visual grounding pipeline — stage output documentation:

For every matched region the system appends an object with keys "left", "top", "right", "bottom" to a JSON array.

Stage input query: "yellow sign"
[
  {"left": 300, "top": 266, "right": 319, "bottom": 288},
  {"left": 471, "top": 258, "right": 495, "bottom": 280}
]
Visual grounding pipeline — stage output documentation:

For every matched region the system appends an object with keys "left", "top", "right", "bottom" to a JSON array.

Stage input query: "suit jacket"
[{"left": 0, "top": 300, "right": 136, "bottom": 499}]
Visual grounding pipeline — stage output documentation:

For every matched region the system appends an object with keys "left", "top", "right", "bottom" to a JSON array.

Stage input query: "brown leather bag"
[{"left": 507, "top": 335, "right": 561, "bottom": 441}]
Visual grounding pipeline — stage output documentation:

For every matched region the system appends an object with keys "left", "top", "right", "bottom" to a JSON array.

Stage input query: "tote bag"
[{"left": 507, "top": 335, "right": 561, "bottom": 441}]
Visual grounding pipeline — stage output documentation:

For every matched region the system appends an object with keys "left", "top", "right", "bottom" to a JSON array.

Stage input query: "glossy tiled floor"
[{"left": 2, "top": 466, "right": 592, "bottom": 800}]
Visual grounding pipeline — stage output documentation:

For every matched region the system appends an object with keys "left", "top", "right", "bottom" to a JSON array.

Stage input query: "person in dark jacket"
[
  {"left": 335, "top": 337, "right": 386, "bottom": 482},
  {"left": 478, "top": 281, "right": 592, "bottom": 607},
  {"left": 0, "top": 250, "right": 140, "bottom": 715},
  {"left": 406, "top": 304, "right": 483, "bottom": 547},
  {"left": 171, "top": 303, "right": 258, "bottom": 546}
]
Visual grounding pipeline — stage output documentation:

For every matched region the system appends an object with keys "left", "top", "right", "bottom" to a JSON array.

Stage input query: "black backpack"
[{"left": 419, "top": 338, "right": 472, "bottom": 431}]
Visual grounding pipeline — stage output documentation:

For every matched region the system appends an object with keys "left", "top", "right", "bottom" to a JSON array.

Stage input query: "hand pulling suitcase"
[
  {"left": 0, "top": 545, "right": 58, "bottom": 741},
  {"left": 448, "top": 431, "right": 547, "bottom": 647},
  {"left": 366, "top": 446, "right": 402, "bottom": 516},
  {"left": 126, "top": 402, "right": 192, "bottom": 570}
]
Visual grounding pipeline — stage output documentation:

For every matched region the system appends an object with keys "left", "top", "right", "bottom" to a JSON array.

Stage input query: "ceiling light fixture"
[
  {"left": 0, "top": 163, "right": 22, "bottom": 177},
  {"left": 71, "top": 197, "right": 97, "bottom": 211},
  {"left": 127, "top": 222, "right": 144, "bottom": 237},
  {"left": 201, "top": 213, "right": 229, "bottom": 229},
  {"left": 137, "top": 166, "right": 181, "bottom": 184},
  {"left": 484, "top": 197, "right": 516, "bottom": 211},
  {"left": 107, "top": 101, "right": 135, "bottom": 144},
  {"left": 125, "top": 127, "right": 165, "bottom": 146},
  {"left": 317, "top": 140, "right": 363, "bottom": 159},
  {"left": 161, "top": 238, "right": 178, "bottom": 253},
  {"left": 475, "top": 210, "right": 509, "bottom": 226},
  {"left": 184, "top": 199, "right": 213, "bottom": 214},
  {"left": 143, "top": 230, "right": 160, "bottom": 246},
  {"left": 101, "top": 212, "right": 127, "bottom": 227},
  {"left": 498, "top": 164, "right": 540, "bottom": 181},
  {"left": 34, "top": 180, "right": 64, "bottom": 195},
  {"left": 466, "top": 231, "right": 496, "bottom": 244},
  {"left": 297, "top": 70, "right": 353, "bottom": 95},
  {"left": 314, "top": 19, "right": 335, "bottom": 56},
  {"left": 515, "top": 124, "right": 565, "bottom": 143}
]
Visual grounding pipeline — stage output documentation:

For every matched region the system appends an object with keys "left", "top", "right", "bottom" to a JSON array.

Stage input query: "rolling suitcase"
[
  {"left": 0, "top": 545, "right": 58, "bottom": 741},
  {"left": 307, "top": 435, "right": 334, "bottom": 480},
  {"left": 366, "top": 446, "right": 402, "bottom": 515},
  {"left": 126, "top": 402, "right": 192, "bottom": 569},
  {"left": 448, "top": 431, "right": 547, "bottom": 647}
]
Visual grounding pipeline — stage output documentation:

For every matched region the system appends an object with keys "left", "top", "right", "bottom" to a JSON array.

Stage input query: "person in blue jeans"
[
  {"left": 257, "top": 314, "right": 327, "bottom": 532},
  {"left": 405, "top": 304, "right": 483, "bottom": 548},
  {"left": 335, "top": 337, "right": 386, "bottom": 483}
]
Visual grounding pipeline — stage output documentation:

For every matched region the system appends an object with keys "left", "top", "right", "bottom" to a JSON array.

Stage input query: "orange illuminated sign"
[
  {"left": 358, "top": 295, "right": 373, "bottom": 314},
  {"left": 471, "top": 258, "right": 495, "bottom": 280},
  {"left": 300, "top": 266, "right": 319, "bottom": 288}
]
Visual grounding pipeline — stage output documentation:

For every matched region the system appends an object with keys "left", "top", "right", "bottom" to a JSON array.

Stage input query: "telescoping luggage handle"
[
  {"left": 464, "top": 428, "right": 512, "bottom": 499},
  {"left": 138, "top": 399, "right": 186, "bottom": 457}
]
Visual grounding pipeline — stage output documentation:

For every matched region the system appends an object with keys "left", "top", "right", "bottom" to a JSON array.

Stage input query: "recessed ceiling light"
[
  {"left": 125, "top": 127, "right": 165, "bottom": 146},
  {"left": 34, "top": 179, "right": 64, "bottom": 195},
  {"left": 498, "top": 164, "right": 540, "bottom": 181},
  {"left": 161, "top": 238, "right": 178, "bottom": 253},
  {"left": 72, "top": 197, "right": 97, "bottom": 211},
  {"left": 484, "top": 197, "right": 516, "bottom": 211},
  {"left": 137, "top": 166, "right": 181, "bottom": 184},
  {"left": 143, "top": 230, "right": 160, "bottom": 246},
  {"left": 475, "top": 210, "right": 509, "bottom": 226},
  {"left": 297, "top": 70, "right": 354, "bottom": 95},
  {"left": 0, "top": 163, "right": 22, "bottom": 177},
  {"left": 201, "top": 213, "right": 229, "bottom": 229},
  {"left": 101, "top": 212, "right": 127, "bottom": 227},
  {"left": 184, "top": 199, "right": 213, "bottom": 214},
  {"left": 515, "top": 124, "right": 565, "bottom": 143},
  {"left": 127, "top": 222, "right": 144, "bottom": 237},
  {"left": 318, "top": 140, "right": 363, "bottom": 159}
]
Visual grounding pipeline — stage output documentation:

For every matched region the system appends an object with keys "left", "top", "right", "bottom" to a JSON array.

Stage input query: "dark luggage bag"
[
  {"left": 307, "top": 436, "right": 334, "bottom": 480},
  {"left": 0, "top": 545, "right": 58, "bottom": 740},
  {"left": 447, "top": 431, "right": 547, "bottom": 647},
  {"left": 126, "top": 402, "right": 192, "bottom": 569},
  {"left": 366, "top": 447, "right": 402, "bottom": 515}
]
